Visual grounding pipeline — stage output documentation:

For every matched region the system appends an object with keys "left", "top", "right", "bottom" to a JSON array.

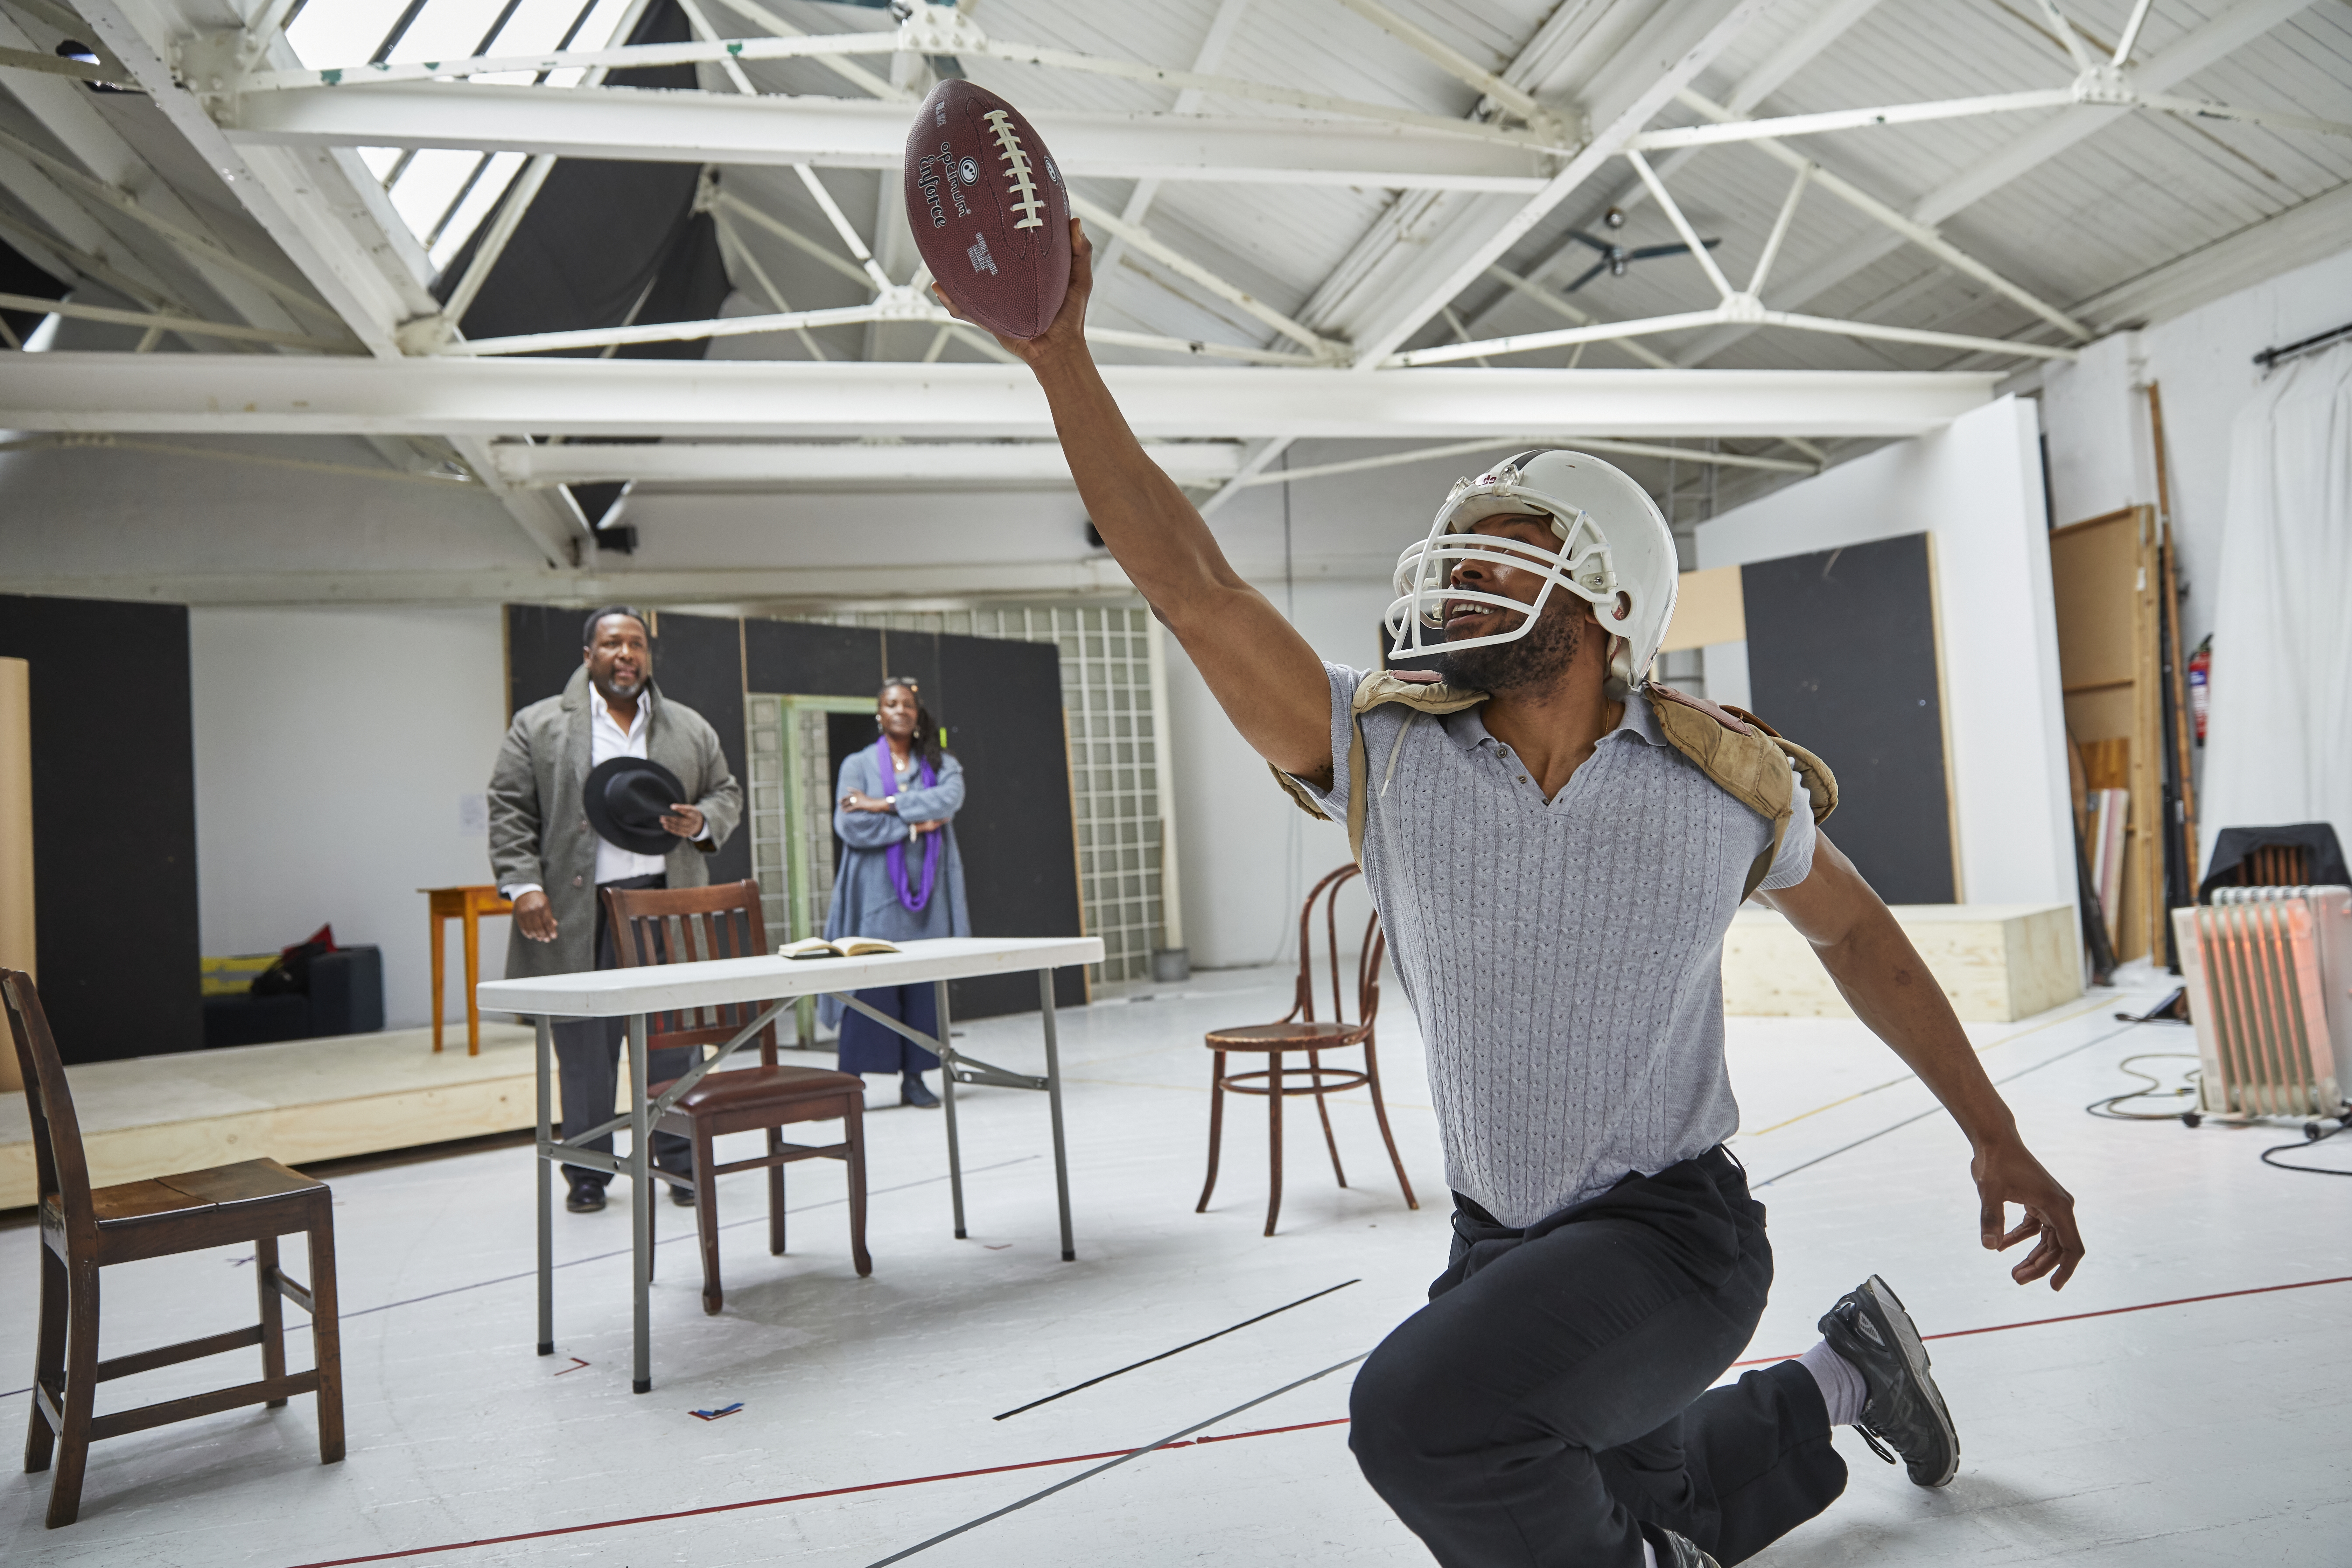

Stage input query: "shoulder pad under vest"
[{"left": 1271, "top": 674, "right": 1837, "bottom": 900}]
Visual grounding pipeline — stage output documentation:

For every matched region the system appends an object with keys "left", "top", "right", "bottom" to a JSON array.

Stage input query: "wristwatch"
[{"left": 884, "top": 794, "right": 897, "bottom": 810}]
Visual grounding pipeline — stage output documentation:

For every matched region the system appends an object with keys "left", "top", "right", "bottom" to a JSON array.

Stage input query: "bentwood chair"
[
  {"left": 600, "top": 880, "right": 871, "bottom": 1315},
  {"left": 1197, "top": 864, "right": 1418, "bottom": 1237},
  {"left": 4, "top": 970, "right": 344, "bottom": 1528}
]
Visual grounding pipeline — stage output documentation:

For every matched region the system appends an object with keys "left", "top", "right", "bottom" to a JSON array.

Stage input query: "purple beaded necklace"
[{"left": 874, "top": 734, "right": 940, "bottom": 912}]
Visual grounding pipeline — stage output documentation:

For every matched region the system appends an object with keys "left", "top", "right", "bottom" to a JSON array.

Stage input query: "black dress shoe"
[
  {"left": 670, "top": 1181, "right": 699, "bottom": 1208},
  {"left": 566, "top": 1185, "right": 606, "bottom": 1213},
  {"left": 901, "top": 1074, "right": 941, "bottom": 1109}
]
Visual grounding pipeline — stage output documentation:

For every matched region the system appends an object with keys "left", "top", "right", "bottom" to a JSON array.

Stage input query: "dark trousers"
[
  {"left": 555, "top": 874, "right": 692, "bottom": 1193},
  {"left": 1348, "top": 1148, "right": 1846, "bottom": 1567},
  {"left": 836, "top": 983, "right": 941, "bottom": 1077}
]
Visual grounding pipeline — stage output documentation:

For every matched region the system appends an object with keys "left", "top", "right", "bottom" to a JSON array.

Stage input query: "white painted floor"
[{"left": 4, "top": 960, "right": 2348, "bottom": 1566}]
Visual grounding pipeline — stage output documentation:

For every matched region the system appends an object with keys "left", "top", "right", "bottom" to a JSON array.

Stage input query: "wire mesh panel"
[
  {"left": 776, "top": 603, "right": 1166, "bottom": 985},
  {"left": 746, "top": 695, "right": 790, "bottom": 941},
  {"left": 795, "top": 707, "right": 839, "bottom": 940}
]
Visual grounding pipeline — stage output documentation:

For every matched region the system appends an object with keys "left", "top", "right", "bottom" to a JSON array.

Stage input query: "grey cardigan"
[{"left": 486, "top": 665, "right": 744, "bottom": 980}]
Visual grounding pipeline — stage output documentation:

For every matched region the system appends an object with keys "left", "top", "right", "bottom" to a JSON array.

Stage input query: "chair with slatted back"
[
  {"left": 601, "top": 880, "right": 870, "bottom": 1315},
  {"left": 4, "top": 969, "right": 343, "bottom": 1528},
  {"left": 1197, "top": 863, "right": 1418, "bottom": 1237}
]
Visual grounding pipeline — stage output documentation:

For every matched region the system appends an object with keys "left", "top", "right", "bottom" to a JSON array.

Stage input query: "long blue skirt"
[{"left": 837, "top": 983, "right": 941, "bottom": 1076}]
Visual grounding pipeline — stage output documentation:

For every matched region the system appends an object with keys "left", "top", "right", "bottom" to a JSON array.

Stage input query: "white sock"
[{"left": 1798, "top": 1338, "right": 1868, "bottom": 1427}]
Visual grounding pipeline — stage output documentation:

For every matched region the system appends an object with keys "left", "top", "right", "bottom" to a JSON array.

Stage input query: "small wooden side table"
[{"left": 422, "top": 885, "right": 514, "bottom": 1055}]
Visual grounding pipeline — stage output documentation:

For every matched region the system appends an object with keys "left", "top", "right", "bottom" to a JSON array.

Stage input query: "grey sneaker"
[
  {"left": 1653, "top": 1531, "right": 1721, "bottom": 1568},
  {"left": 1818, "top": 1274, "right": 1959, "bottom": 1488}
]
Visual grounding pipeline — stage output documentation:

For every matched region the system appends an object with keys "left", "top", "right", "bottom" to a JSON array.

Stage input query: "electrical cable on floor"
[
  {"left": 2080, "top": 1043, "right": 2352, "bottom": 1178},
  {"left": 2259, "top": 1118, "right": 2352, "bottom": 1177},
  {"left": 2083, "top": 1054, "right": 2201, "bottom": 1120}
]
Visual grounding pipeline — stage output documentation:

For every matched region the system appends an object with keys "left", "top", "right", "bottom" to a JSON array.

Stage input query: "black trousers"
[
  {"left": 554, "top": 874, "right": 693, "bottom": 1192},
  {"left": 1349, "top": 1148, "right": 1846, "bottom": 1567}
]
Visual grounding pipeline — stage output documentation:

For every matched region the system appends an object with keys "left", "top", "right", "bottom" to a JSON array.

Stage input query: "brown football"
[{"left": 904, "top": 79, "right": 1072, "bottom": 341}]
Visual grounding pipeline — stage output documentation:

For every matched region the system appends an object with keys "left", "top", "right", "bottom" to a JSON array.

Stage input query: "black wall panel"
[
  {"left": 742, "top": 618, "right": 882, "bottom": 697},
  {"left": 503, "top": 605, "right": 750, "bottom": 885},
  {"left": 503, "top": 603, "right": 582, "bottom": 714},
  {"left": 0, "top": 595, "right": 200, "bottom": 1063},
  {"left": 1740, "top": 534, "right": 1956, "bottom": 904},
  {"left": 929, "top": 633, "right": 1087, "bottom": 1017},
  {"left": 877, "top": 626, "right": 942, "bottom": 716}
]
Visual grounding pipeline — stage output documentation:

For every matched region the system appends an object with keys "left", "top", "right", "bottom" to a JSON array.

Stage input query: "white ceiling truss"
[{"left": 0, "top": 0, "right": 2345, "bottom": 581}]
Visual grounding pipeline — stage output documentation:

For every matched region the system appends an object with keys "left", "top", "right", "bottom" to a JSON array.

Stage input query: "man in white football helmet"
[
  {"left": 1385, "top": 447, "right": 1682, "bottom": 696},
  {"left": 946, "top": 223, "right": 2084, "bottom": 1568}
]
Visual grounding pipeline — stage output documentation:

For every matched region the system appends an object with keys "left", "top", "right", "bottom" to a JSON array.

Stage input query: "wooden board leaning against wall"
[{"left": 2049, "top": 506, "right": 2167, "bottom": 962}]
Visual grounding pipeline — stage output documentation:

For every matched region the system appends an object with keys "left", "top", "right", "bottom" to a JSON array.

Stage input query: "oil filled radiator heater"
[{"left": 2173, "top": 887, "right": 2352, "bottom": 1125}]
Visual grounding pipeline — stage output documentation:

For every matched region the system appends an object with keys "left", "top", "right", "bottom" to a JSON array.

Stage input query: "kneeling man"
[{"left": 943, "top": 221, "right": 2084, "bottom": 1568}]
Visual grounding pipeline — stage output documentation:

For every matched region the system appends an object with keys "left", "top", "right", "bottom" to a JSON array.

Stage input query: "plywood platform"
[
  {"left": 1724, "top": 902, "right": 2081, "bottom": 1022},
  {"left": 0, "top": 1022, "right": 540, "bottom": 1209}
]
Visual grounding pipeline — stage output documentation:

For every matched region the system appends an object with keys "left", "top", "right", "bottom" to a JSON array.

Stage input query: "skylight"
[{"left": 285, "top": 0, "right": 643, "bottom": 274}]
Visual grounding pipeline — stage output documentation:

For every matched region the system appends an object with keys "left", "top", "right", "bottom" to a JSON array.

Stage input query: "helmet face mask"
[{"left": 1383, "top": 451, "right": 1678, "bottom": 696}]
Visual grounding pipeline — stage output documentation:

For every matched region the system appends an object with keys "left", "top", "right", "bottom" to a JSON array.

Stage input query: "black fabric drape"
[
  {"left": 2199, "top": 823, "right": 2351, "bottom": 900},
  {"left": 1, "top": 237, "right": 70, "bottom": 346}
]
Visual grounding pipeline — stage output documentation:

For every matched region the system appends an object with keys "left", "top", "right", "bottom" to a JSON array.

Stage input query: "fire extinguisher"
[{"left": 2187, "top": 635, "right": 2211, "bottom": 744}]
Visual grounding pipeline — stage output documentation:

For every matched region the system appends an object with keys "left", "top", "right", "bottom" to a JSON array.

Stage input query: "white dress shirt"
[{"left": 503, "top": 685, "right": 710, "bottom": 900}]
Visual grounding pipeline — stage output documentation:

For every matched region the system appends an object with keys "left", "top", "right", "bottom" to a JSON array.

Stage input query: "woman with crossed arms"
[{"left": 823, "top": 677, "right": 970, "bottom": 1107}]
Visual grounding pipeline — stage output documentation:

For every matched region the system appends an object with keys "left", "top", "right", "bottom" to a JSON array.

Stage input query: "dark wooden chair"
[
  {"left": 601, "top": 880, "right": 870, "bottom": 1315},
  {"left": 1197, "top": 863, "right": 1418, "bottom": 1237},
  {"left": 4, "top": 970, "right": 343, "bottom": 1529}
]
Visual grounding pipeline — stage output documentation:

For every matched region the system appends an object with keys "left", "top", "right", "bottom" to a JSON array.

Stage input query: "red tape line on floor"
[
  {"left": 280, "top": 1418, "right": 1354, "bottom": 1568},
  {"left": 280, "top": 1275, "right": 2351, "bottom": 1567},
  {"left": 1728, "top": 1271, "right": 2352, "bottom": 1368}
]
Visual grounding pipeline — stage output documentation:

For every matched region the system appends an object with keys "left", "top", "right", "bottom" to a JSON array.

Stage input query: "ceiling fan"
[{"left": 1560, "top": 207, "right": 1721, "bottom": 293}]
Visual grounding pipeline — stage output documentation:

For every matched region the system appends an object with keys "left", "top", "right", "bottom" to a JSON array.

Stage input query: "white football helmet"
[{"left": 1384, "top": 449, "right": 1680, "bottom": 695}]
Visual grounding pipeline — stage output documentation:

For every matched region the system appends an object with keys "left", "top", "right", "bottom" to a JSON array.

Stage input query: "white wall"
[
  {"left": 2034, "top": 243, "right": 2352, "bottom": 864},
  {"left": 190, "top": 607, "right": 513, "bottom": 1029},
  {"left": 1696, "top": 397, "right": 2074, "bottom": 910},
  {"left": 1165, "top": 576, "right": 1372, "bottom": 970},
  {"left": 0, "top": 437, "right": 540, "bottom": 579}
]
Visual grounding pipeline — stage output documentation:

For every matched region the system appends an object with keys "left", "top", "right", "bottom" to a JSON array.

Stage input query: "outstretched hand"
[
  {"left": 1973, "top": 1137, "right": 2084, "bottom": 1290},
  {"left": 932, "top": 216, "right": 1092, "bottom": 366}
]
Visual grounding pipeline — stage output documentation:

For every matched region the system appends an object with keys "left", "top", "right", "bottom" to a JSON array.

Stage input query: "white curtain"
[{"left": 2199, "top": 341, "right": 2352, "bottom": 875}]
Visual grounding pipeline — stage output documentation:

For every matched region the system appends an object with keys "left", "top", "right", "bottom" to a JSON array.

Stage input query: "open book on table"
[{"left": 778, "top": 937, "right": 903, "bottom": 960}]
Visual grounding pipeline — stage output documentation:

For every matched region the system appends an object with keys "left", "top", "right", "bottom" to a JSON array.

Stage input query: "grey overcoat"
[{"left": 487, "top": 665, "right": 745, "bottom": 980}]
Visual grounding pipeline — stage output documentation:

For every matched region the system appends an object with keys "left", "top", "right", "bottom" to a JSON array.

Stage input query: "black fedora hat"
[{"left": 583, "top": 756, "right": 689, "bottom": 856}]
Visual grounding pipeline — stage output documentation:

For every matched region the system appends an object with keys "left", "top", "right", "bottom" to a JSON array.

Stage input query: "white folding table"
[{"left": 476, "top": 934, "right": 1102, "bottom": 1392}]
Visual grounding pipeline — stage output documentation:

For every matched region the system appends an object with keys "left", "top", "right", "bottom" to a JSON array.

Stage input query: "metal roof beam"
[
  {"left": 221, "top": 83, "right": 1557, "bottom": 194},
  {"left": 1669, "top": 0, "right": 2322, "bottom": 365},
  {"left": 1460, "top": 0, "right": 1888, "bottom": 331},
  {"left": 0, "top": 354, "right": 2000, "bottom": 440},
  {"left": 1325, "top": 0, "right": 1779, "bottom": 368},
  {"left": 0, "top": 10, "right": 310, "bottom": 332},
  {"left": 488, "top": 440, "right": 1249, "bottom": 489},
  {"left": 1096, "top": 0, "right": 1252, "bottom": 285},
  {"left": 74, "top": 0, "right": 589, "bottom": 566}
]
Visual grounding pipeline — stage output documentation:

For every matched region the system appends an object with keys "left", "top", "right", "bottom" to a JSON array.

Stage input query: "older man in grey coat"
[{"left": 488, "top": 607, "right": 744, "bottom": 1213}]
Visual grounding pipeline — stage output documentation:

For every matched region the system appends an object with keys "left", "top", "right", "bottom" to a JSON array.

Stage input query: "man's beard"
[{"left": 1428, "top": 600, "right": 1580, "bottom": 694}]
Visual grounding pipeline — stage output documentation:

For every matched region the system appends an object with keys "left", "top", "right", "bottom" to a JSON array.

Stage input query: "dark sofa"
[{"left": 200, "top": 946, "right": 385, "bottom": 1049}]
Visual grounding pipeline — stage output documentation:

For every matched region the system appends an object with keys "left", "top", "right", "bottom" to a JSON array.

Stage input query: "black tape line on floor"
[
  {"left": 992, "top": 1279, "right": 1359, "bottom": 1420},
  {"left": 0, "top": 1157, "right": 1041, "bottom": 1402},
  {"left": 334, "top": 1154, "right": 1043, "bottom": 1323},
  {"left": 866, "top": 1353, "right": 1371, "bottom": 1568},
  {"left": 1751, "top": 1020, "right": 2137, "bottom": 1190},
  {"left": 266, "top": 1271, "right": 2352, "bottom": 1568}
]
